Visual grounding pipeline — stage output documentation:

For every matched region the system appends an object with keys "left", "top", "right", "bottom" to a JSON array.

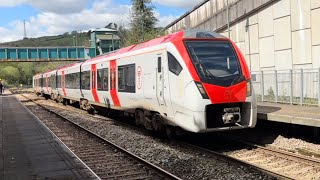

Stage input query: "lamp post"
[{"left": 227, "top": 0, "right": 230, "bottom": 38}]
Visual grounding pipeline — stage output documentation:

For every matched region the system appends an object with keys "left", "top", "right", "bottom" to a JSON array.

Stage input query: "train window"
[
  {"left": 185, "top": 41, "right": 241, "bottom": 78},
  {"left": 57, "top": 75, "right": 61, "bottom": 88},
  {"left": 50, "top": 75, "right": 53, "bottom": 89},
  {"left": 168, "top": 52, "right": 183, "bottom": 76},
  {"left": 158, "top": 57, "right": 161, "bottom": 73},
  {"left": 118, "top": 64, "right": 135, "bottom": 93},
  {"left": 40, "top": 77, "right": 44, "bottom": 87},
  {"left": 47, "top": 77, "right": 50, "bottom": 87},
  {"left": 81, "top": 71, "right": 90, "bottom": 90},
  {"left": 97, "top": 68, "right": 108, "bottom": 91},
  {"left": 75, "top": 73, "right": 80, "bottom": 89}
]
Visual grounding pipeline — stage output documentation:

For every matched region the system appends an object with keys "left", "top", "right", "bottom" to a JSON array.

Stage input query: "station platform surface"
[
  {"left": 258, "top": 102, "right": 320, "bottom": 127},
  {"left": 0, "top": 90, "right": 96, "bottom": 179}
]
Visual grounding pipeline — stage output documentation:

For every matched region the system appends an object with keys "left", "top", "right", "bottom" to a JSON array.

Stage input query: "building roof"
[{"left": 92, "top": 27, "right": 117, "bottom": 32}]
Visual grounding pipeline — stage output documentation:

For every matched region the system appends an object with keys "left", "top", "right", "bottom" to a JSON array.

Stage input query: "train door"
[
  {"left": 91, "top": 64, "right": 100, "bottom": 103},
  {"left": 109, "top": 60, "right": 120, "bottom": 106},
  {"left": 156, "top": 55, "right": 165, "bottom": 106}
]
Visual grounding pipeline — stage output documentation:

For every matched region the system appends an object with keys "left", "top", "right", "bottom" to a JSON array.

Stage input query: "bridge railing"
[
  {"left": 0, "top": 47, "right": 96, "bottom": 61},
  {"left": 252, "top": 69, "right": 320, "bottom": 107}
]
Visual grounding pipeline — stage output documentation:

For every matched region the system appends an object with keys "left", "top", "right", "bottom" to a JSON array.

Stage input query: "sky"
[{"left": 0, "top": 0, "right": 203, "bottom": 43}]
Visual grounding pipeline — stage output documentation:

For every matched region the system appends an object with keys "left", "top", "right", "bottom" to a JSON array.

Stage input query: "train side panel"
[
  {"left": 33, "top": 74, "right": 43, "bottom": 95},
  {"left": 63, "top": 66, "right": 82, "bottom": 101}
]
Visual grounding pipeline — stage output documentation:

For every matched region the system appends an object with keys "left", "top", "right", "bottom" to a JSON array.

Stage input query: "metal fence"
[{"left": 251, "top": 69, "right": 320, "bottom": 107}]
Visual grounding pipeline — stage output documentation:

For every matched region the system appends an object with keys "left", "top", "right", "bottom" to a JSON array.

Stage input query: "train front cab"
[{"left": 177, "top": 30, "right": 257, "bottom": 132}]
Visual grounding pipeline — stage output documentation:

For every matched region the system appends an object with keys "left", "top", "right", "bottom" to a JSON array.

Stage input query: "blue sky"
[{"left": 0, "top": 0, "right": 202, "bottom": 42}]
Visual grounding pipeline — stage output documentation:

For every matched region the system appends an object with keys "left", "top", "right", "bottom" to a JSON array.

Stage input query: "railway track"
[
  {"left": 224, "top": 134, "right": 320, "bottom": 179},
  {"left": 19, "top": 91, "right": 315, "bottom": 179},
  {"left": 19, "top": 94, "right": 181, "bottom": 180},
  {"left": 180, "top": 133, "right": 320, "bottom": 180}
]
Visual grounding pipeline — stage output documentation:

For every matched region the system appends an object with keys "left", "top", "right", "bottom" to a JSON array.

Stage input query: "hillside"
[{"left": 0, "top": 32, "right": 90, "bottom": 47}]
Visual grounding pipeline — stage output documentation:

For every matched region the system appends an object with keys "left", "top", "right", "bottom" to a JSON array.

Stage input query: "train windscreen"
[{"left": 185, "top": 40, "right": 244, "bottom": 87}]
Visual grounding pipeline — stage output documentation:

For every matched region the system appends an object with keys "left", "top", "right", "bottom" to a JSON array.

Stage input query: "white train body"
[{"left": 33, "top": 30, "right": 257, "bottom": 133}]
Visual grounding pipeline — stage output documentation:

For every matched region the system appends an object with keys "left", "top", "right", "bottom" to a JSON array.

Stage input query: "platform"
[
  {"left": 258, "top": 102, "right": 320, "bottom": 127},
  {"left": 0, "top": 91, "right": 96, "bottom": 179}
]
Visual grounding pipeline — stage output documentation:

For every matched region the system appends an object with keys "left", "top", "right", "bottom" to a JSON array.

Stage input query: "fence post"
[
  {"left": 290, "top": 69, "right": 293, "bottom": 105},
  {"left": 300, "top": 69, "right": 303, "bottom": 105},
  {"left": 275, "top": 70, "right": 278, "bottom": 103},
  {"left": 261, "top": 70, "right": 264, "bottom": 102},
  {"left": 318, "top": 68, "right": 320, "bottom": 107}
]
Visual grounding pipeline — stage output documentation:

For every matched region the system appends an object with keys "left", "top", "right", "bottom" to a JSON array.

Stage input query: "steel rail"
[
  {"left": 19, "top": 93, "right": 181, "bottom": 180},
  {"left": 19, "top": 91, "right": 297, "bottom": 179},
  {"left": 175, "top": 139, "right": 292, "bottom": 180}
]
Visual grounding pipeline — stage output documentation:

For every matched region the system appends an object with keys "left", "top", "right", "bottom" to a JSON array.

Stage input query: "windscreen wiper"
[{"left": 190, "top": 48, "right": 216, "bottom": 78}]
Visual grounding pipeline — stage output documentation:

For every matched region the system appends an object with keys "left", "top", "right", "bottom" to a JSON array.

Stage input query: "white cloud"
[
  {"left": 154, "top": 11, "right": 179, "bottom": 27},
  {"left": 0, "top": 1, "right": 131, "bottom": 42},
  {"left": 0, "top": 27, "right": 21, "bottom": 42},
  {"left": 0, "top": 0, "right": 90, "bottom": 14},
  {"left": 0, "top": 0, "right": 26, "bottom": 7},
  {"left": 0, "top": 0, "right": 189, "bottom": 42},
  {"left": 27, "top": 0, "right": 90, "bottom": 14},
  {"left": 152, "top": 0, "right": 203, "bottom": 9}
]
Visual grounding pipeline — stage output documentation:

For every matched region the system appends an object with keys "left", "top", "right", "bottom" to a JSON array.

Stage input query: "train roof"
[
  {"left": 85, "top": 30, "right": 184, "bottom": 63},
  {"left": 85, "top": 29, "right": 227, "bottom": 64},
  {"left": 57, "top": 61, "right": 84, "bottom": 71}
]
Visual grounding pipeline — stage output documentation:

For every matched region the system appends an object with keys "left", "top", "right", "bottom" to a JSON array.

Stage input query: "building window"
[
  {"left": 81, "top": 71, "right": 91, "bottom": 90},
  {"left": 118, "top": 64, "right": 135, "bottom": 93},
  {"left": 168, "top": 52, "right": 182, "bottom": 76},
  {"left": 97, "top": 68, "right": 109, "bottom": 91}
]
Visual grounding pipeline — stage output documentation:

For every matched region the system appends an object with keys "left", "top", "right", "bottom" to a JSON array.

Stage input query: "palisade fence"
[{"left": 251, "top": 69, "right": 320, "bottom": 107}]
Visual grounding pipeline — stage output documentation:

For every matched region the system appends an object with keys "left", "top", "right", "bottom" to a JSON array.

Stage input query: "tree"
[
  {"left": 0, "top": 66, "right": 20, "bottom": 85},
  {"left": 71, "top": 30, "right": 78, "bottom": 35},
  {"left": 118, "top": 25, "right": 130, "bottom": 47},
  {"left": 128, "top": 0, "right": 158, "bottom": 45},
  {"left": 105, "top": 22, "right": 118, "bottom": 30}
]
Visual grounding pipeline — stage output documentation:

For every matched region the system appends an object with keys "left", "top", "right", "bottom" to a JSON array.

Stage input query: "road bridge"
[{"left": 0, "top": 46, "right": 96, "bottom": 62}]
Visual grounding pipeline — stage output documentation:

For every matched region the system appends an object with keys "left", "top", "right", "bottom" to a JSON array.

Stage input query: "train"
[{"left": 33, "top": 29, "right": 257, "bottom": 134}]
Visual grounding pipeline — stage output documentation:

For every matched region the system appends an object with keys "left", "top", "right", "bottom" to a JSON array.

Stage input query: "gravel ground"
[
  {"left": 270, "top": 135, "right": 320, "bottom": 157},
  {"left": 18, "top": 93, "right": 274, "bottom": 180}
]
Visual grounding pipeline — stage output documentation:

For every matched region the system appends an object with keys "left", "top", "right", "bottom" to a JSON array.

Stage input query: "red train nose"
[{"left": 202, "top": 81, "right": 247, "bottom": 104}]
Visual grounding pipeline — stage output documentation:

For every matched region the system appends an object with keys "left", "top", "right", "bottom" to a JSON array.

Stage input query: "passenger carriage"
[{"left": 33, "top": 29, "right": 257, "bottom": 133}]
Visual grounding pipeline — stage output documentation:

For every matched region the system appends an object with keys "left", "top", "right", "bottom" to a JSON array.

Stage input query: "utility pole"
[
  {"left": 23, "top": 20, "right": 27, "bottom": 39},
  {"left": 227, "top": 0, "right": 230, "bottom": 38}
]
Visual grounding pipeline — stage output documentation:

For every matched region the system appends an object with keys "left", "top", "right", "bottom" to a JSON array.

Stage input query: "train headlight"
[
  {"left": 195, "top": 81, "right": 209, "bottom": 99},
  {"left": 246, "top": 79, "right": 252, "bottom": 97}
]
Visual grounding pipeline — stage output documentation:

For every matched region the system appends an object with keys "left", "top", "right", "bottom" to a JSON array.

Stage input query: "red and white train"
[{"left": 33, "top": 29, "right": 257, "bottom": 133}]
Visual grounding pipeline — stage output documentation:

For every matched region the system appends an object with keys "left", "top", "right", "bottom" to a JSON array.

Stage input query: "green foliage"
[
  {"left": 0, "top": 66, "right": 20, "bottom": 85},
  {"left": 0, "top": 32, "right": 90, "bottom": 47},
  {"left": 127, "top": 0, "right": 159, "bottom": 45},
  {"left": 0, "top": 62, "right": 69, "bottom": 86}
]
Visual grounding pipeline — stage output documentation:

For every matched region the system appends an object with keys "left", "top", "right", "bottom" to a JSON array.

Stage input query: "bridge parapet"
[{"left": 0, "top": 47, "right": 96, "bottom": 62}]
